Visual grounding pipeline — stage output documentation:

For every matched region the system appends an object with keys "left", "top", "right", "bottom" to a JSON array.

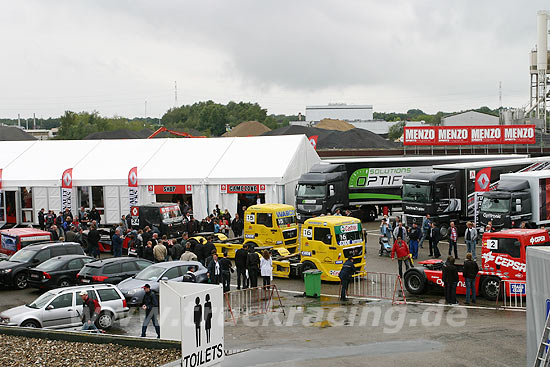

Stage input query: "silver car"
[{"left": 0, "top": 284, "right": 129, "bottom": 329}]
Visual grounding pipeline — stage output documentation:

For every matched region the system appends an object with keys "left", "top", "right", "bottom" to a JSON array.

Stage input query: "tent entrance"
[
  {"left": 4, "top": 191, "right": 16, "bottom": 224},
  {"left": 237, "top": 193, "right": 265, "bottom": 216},
  {"left": 156, "top": 193, "right": 192, "bottom": 214}
]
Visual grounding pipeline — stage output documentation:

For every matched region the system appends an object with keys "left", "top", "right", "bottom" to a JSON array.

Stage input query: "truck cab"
[
  {"left": 243, "top": 204, "right": 299, "bottom": 253},
  {"left": 130, "top": 203, "right": 186, "bottom": 239},
  {"left": 479, "top": 180, "right": 531, "bottom": 230},
  {"left": 0, "top": 228, "right": 53, "bottom": 256},
  {"left": 295, "top": 164, "right": 348, "bottom": 222},
  {"left": 300, "top": 216, "right": 366, "bottom": 281}
]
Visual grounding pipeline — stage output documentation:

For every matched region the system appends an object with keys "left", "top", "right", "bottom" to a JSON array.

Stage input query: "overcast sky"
[{"left": 0, "top": 1, "right": 548, "bottom": 119}]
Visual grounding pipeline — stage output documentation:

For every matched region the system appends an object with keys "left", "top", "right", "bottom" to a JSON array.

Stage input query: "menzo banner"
[{"left": 403, "top": 125, "right": 536, "bottom": 146}]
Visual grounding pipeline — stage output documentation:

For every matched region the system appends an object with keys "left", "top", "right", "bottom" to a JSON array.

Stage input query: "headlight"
[
  {"left": 127, "top": 288, "right": 142, "bottom": 296},
  {"left": 0, "top": 269, "right": 12, "bottom": 274},
  {"left": 0, "top": 317, "right": 9, "bottom": 324}
]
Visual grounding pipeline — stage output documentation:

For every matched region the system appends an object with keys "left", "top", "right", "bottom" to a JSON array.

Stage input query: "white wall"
[
  {"left": 441, "top": 111, "right": 499, "bottom": 126},
  {"left": 306, "top": 105, "right": 373, "bottom": 122}
]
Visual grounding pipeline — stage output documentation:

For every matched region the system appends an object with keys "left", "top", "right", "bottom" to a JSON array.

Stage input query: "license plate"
[
  {"left": 30, "top": 274, "right": 39, "bottom": 279},
  {"left": 81, "top": 278, "right": 90, "bottom": 283}
]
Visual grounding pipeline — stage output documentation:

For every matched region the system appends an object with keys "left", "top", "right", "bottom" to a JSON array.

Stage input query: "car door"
[
  {"left": 103, "top": 263, "right": 123, "bottom": 284},
  {"left": 66, "top": 259, "right": 85, "bottom": 284},
  {"left": 75, "top": 289, "right": 99, "bottom": 325},
  {"left": 160, "top": 266, "right": 182, "bottom": 282},
  {"left": 121, "top": 261, "right": 138, "bottom": 280},
  {"left": 42, "top": 292, "right": 77, "bottom": 329}
]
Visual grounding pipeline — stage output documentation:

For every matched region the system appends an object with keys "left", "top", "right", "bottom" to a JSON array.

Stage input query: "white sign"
[
  {"left": 128, "top": 187, "right": 139, "bottom": 212},
  {"left": 246, "top": 214, "right": 255, "bottom": 223},
  {"left": 61, "top": 188, "right": 72, "bottom": 212},
  {"left": 160, "top": 281, "right": 224, "bottom": 367},
  {"left": 303, "top": 228, "right": 312, "bottom": 238},
  {"left": 486, "top": 239, "right": 498, "bottom": 250}
]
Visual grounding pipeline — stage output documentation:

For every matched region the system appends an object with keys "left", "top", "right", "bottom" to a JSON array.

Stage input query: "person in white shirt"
[{"left": 260, "top": 250, "right": 273, "bottom": 286}]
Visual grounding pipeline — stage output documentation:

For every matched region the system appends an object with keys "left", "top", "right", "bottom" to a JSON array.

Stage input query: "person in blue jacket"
[{"left": 339, "top": 257, "right": 356, "bottom": 301}]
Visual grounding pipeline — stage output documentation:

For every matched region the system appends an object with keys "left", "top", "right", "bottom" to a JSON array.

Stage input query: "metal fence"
[
  {"left": 496, "top": 279, "right": 526, "bottom": 310},
  {"left": 224, "top": 285, "right": 286, "bottom": 324},
  {"left": 346, "top": 271, "right": 407, "bottom": 305}
]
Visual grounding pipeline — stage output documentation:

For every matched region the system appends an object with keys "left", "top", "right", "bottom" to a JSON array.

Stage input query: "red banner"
[
  {"left": 220, "top": 184, "right": 266, "bottom": 194},
  {"left": 61, "top": 168, "right": 73, "bottom": 188},
  {"left": 309, "top": 135, "right": 319, "bottom": 150},
  {"left": 128, "top": 167, "right": 138, "bottom": 187},
  {"left": 403, "top": 125, "right": 536, "bottom": 146},
  {"left": 153, "top": 185, "right": 192, "bottom": 194}
]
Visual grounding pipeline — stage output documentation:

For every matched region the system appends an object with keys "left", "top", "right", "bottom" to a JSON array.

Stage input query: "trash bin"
[{"left": 303, "top": 269, "right": 322, "bottom": 297}]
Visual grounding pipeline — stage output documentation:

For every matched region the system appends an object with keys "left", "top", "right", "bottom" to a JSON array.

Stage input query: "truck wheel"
[
  {"left": 366, "top": 207, "right": 377, "bottom": 222},
  {"left": 403, "top": 269, "right": 426, "bottom": 294},
  {"left": 482, "top": 277, "right": 501, "bottom": 301},
  {"left": 439, "top": 224, "right": 450, "bottom": 240},
  {"left": 245, "top": 241, "right": 258, "bottom": 249},
  {"left": 300, "top": 261, "right": 316, "bottom": 278}
]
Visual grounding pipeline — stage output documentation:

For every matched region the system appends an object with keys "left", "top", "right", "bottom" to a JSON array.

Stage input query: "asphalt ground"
[{"left": 0, "top": 217, "right": 526, "bottom": 366}]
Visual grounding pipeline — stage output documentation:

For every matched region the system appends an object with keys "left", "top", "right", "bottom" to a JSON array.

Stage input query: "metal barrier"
[
  {"left": 346, "top": 271, "right": 407, "bottom": 305},
  {"left": 496, "top": 279, "right": 526, "bottom": 310},
  {"left": 224, "top": 285, "right": 286, "bottom": 324}
]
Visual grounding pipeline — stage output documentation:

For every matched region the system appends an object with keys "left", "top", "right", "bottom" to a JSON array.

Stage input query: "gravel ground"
[{"left": 0, "top": 335, "right": 180, "bottom": 367}]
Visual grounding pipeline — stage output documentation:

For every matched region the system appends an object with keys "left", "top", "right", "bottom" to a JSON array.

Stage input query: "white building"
[
  {"left": 305, "top": 104, "right": 374, "bottom": 122},
  {"left": 441, "top": 111, "right": 499, "bottom": 126},
  {"left": 0, "top": 136, "right": 320, "bottom": 226}
]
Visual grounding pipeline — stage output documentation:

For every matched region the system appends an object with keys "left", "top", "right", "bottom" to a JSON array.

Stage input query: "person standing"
[
  {"left": 79, "top": 291, "right": 100, "bottom": 332},
  {"left": 207, "top": 253, "right": 221, "bottom": 284},
  {"left": 247, "top": 247, "right": 260, "bottom": 288},
  {"left": 464, "top": 222, "right": 478, "bottom": 261},
  {"left": 260, "top": 250, "right": 273, "bottom": 286},
  {"left": 408, "top": 223, "right": 421, "bottom": 259},
  {"left": 442, "top": 256, "right": 459, "bottom": 304},
  {"left": 463, "top": 252, "right": 479, "bottom": 304},
  {"left": 380, "top": 219, "right": 392, "bottom": 240},
  {"left": 171, "top": 239, "right": 185, "bottom": 261},
  {"left": 420, "top": 214, "right": 432, "bottom": 249},
  {"left": 112, "top": 229, "right": 123, "bottom": 257},
  {"left": 235, "top": 244, "right": 249, "bottom": 289},
  {"left": 393, "top": 222, "right": 408, "bottom": 244},
  {"left": 391, "top": 236, "right": 411, "bottom": 279},
  {"left": 38, "top": 208, "right": 45, "bottom": 231},
  {"left": 429, "top": 222, "right": 441, "bottom": 258},
  {"left": 219, "top": 252, "right": 234, "bottom": 292},
  {"left": 448, "top": 222, "right": 458, "bottom": 259},
  {"left": 143, "top": 241, "right": 154, "bottom": 262},
  {"left": 153, "top": 241, "right": 167, "bottom": 263},
  {"left": 87, "top": 225, "right": 100, "bottom": 259},
  {"left": 180, "top": 242, "right": 198, "bottom": 261},
  {"left": 338, "top": 256, "right": 356, "bottom": 301},
  {"left": 231, "top": 214, "right": 244, "bottom": 237},
  {"left": 141, "top": 284, "right": 160, "bottom": 338}
]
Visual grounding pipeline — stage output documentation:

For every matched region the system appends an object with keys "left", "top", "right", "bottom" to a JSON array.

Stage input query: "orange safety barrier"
[
  {"left": 224, "top": 284, "right": 286, "bottom": 324},
  {"left": 344, "top": 271, "right": 407, "bottom": 305}
]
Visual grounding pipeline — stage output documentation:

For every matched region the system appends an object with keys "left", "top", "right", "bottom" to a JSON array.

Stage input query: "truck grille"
[
  {"left": 282, "top": 229, "right": 297, "bottom": 239},
  {"left": 343, "top": 246, "right": 363, "bottom": 258},
  {"left": 285, "top": 238, "right": 297, "bottom": 246},
  {"left": 297, "top": 204, "right": 322, "bottom": 212}
]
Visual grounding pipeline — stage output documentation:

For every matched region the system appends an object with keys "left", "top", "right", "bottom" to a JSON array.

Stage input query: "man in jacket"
[
  {"left": 153, "top": 241, "right": 167, "bottom": 263},
  {"left": 464, "top": 222, "right": 478, "bottom": 260},
  {"left": 38, "top": 208, "right": 45, "bottom": 230},
  {"left": 393, "top": 222, "right": 408, "bottom": 243},
  {"left": 65, "top": 226, "right": 79, "bottom": 243},
  {"left": 207, "top": 253, "right": 221, "bottom": 284},
  {"left": 180, "top": 243, "right": 198, "bottom": 261},
  {"left": 448, "top": 221, "right": 459, "bottom": 259},
  {"left": 80, "top": 291, "right": 100, "bottom": 331},
  {"left": 247, "top": 247, "right": 260, "bottom": 288},
  {"left": 202, "top": 238, "right": 217, "bottom": 264},
  {"left": 219, "top": 251, "right": 234, "bottom": 292},
  {"left": 463, "top": 252, "right": 479, "bottom": 304},
  {"left": 141, "top": 284, "right": 160, "bottom": 338},
  {"left": 231, "top": 214, "right": 244, "bottom": 237},
  {"left": 235, "top": 244, "right": 249, "bottom": 289},
  {"left": 391, "top": 236, "right": 411, "bottom": 278},
  {"left": 420, "top": 214, "right": 432, "bottom": 249},
  {"left": 442, "top": 256, "right": 459, "bottom": 304},
  {"left": 339, "top": 257, "right": 356, "bottom": 301},
  {"left": 429, "top": 222, "right": 441, "bottom": 258},
  {"left": 143, "top": 241, "right": 154, "bottom": 262},
  {"left": 171, "top": 239, "right": 185, "bottom": 261},
  {"left": 87, "top": 225, "right": 100, "bottom": 259},
  {"left": 112, "top": 229, "right": 123, "bottom": 257},
  {"left": 408, "top": 223, "right": 421, "bottom": 259}
]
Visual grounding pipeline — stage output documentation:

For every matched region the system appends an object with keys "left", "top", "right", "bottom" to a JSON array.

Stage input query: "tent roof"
[{"left": 0, "top": 135, "right": 319, "bottom": 187}]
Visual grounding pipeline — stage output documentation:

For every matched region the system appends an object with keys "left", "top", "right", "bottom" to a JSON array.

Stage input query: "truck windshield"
[
  {"left": 480, "top": 198, "right": 510, "bottom": 214},
  {"left": 160, "top": 205, "right": 183, "bottom": 222},
  {"left": 335, "top": 223, "right": 363, "bottom": 246},
  {"left": 277, "top": 216, "right": 296, "bottom": 226},
  {"left": 402, "top": 183, "right": 431, "bottom": 203},
  {"left": 297, "top": 184, "right": 326, "bottom": 198}
]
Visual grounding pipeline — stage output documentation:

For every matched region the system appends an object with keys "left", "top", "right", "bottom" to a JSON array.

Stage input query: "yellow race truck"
[{"left": 243, "top": 204, "right": 299, "bottom": 253}]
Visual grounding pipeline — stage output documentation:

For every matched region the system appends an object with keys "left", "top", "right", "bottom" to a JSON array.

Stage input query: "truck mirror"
[
  {"left": 515, "top": 205, "right": 522, "bottom": 213},
  {"left": 329, "top": 185, "right": 335, "bottom": 197}
]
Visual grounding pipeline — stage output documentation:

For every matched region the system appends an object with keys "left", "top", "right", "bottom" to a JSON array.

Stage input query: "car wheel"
[
  {"left": 403, "top": 270, "right": 426, "bottom": 295},
  {"left": 482, "top": 277, "right": 501, "bottom": 301},
  {"left": 58, "top": 279, "right": 71, "bottom": 288},
  {"left": 14, "top": 273, "right": 28, "bottom": 290},
  {"left": 96, "top": 311, "right": 113, "bottom": 329},
  {"left": 21, "top": 320, "right": 40, "bottom": 328}
]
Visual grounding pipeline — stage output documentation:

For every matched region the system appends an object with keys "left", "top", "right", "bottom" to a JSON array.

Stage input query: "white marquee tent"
[{"left": 0, "top": 135, "right": 320, "bottom": 225}]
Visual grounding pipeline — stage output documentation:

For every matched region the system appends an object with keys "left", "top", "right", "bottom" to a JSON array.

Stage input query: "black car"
[
  {"left": 28, "top": 255, "right": 94, "bottom": 290},
  {"left": 77, "top": 257, "right": 153, "bottom": 285},
  {"left": 0, "top": 242, "right": 85, "bottom": 289}
]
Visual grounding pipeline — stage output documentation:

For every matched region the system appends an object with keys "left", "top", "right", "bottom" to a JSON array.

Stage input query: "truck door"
[
  {"left": 256, "top": 212, "right": 274, "bottom": 245},
  {"left": 313, "top": 226, "right": 332, "bottom": 261},
  {"left": 486, "top": 236, "right": 523, "bottom": 277}
]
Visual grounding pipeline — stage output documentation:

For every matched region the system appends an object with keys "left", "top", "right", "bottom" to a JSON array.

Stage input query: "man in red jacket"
[{"left": 391, "top": 235, "right": 411, "bottom": 279}]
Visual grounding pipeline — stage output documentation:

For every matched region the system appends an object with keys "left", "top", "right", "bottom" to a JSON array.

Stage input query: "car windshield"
[
  {"left": 78, "top": 265, "right": 102, "bottom": 276},
  {"left": 27, "top": 291, "right": 55, "bottom": 309},
  {"left": 36, "top": 258, "right": 66, "bottom": 271},
  {"left": 9, "top": 249, "right": 37, "bottom": 263},
  {"left": 160, "top": 206, "right": 183, "bottom": 222},
  {"left": 135, "top": 266, "right": 165, "bottom": 281},
  {"left": 402, "top": 183, "right": 432, "bottom": 203},
  {"left": 481, "top": 197, "right": 510, "bottom": 214},
  {"left": 297, "top": 184, "right": 326, "bottom": 198},
  {"left": 277, "top": 216, "right": 296, "bottom": 226}
]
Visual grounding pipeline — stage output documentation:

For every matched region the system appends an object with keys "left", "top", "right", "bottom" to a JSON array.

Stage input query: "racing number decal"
[
  {"left": 486, "top": 239, "right": 498, "bottom": 250},
  {"left": 131, "top": 218, "right": 139, "bottom": 226},
  {"left": 303, "top": 228, "right": 312, "bottom": 239},
  {"left": 246, "top": 214, "right": 255, "bottom": 223}
]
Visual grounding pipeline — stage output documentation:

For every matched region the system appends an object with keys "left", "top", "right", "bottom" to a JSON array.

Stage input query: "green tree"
[{"left": 388, "top": 121, "right": 406, "bottom": 141}]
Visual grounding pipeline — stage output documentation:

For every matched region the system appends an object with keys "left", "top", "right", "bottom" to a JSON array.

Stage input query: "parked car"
[
  {"left": 28, "top": 255, "right": 94, "bottom": 290},
  {"left": 76, "top": 257, "right": 153, "bottom": 285},
  {"left": 0, "top": 284, "right": 129, "bottom": 330},
  {"left": 0, "top": 242, "right": 85, "bottom": 289},
  {"left": 118, "top": 261, "right": 207, "bottom": 306}
]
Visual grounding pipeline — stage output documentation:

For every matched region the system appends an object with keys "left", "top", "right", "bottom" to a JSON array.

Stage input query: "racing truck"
[
  {"left": 403, "top": 228, "right": 550, "bottom": 300},
  {"left": 0, "top": 228, "right": 53, "bottom": 256},
  {"left": 129, "top": 203, "right": 187, "bottom": 239}
]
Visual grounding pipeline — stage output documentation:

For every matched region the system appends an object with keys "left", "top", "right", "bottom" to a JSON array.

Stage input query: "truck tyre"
[
  {"left": 300, "top": 261, "right": 316, "bottom": 278},
  {"left": 439, "top": 223, "right": 449, "bottom": 240},
  {"left": 244, "top": 241, "right": 258, "bottom": 249},
  {"left": 403, "top": 269, "right": 427, "bottom": 294},
  {"left": 482, "top": 277, "right": 501, "bottom": 301},
  {"left": 366, "top": 207, "right": 377, "bottom": 222}
]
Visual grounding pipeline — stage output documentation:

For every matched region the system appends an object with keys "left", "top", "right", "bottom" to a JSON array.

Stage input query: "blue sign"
[{"left": 509, "top": 283, "right": 526, "bottom": 295}]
